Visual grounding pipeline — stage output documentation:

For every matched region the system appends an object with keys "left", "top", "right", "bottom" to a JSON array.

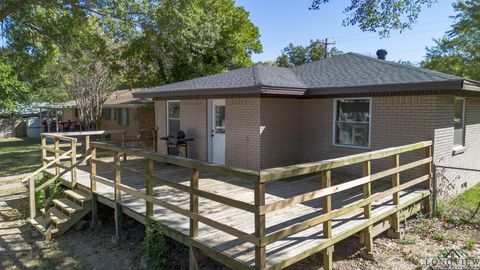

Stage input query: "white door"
[{"left": 209, "top": 99, "right": 226, "bottom": 164}]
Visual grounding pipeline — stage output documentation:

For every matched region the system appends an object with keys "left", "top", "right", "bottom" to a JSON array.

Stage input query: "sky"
[{"left": 236, "top": 0, "right": 457, "bottom": 64}]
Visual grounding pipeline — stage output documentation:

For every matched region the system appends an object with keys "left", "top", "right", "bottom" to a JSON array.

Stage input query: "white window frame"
[
  {"left": 332, "top": 97, "right": 372, "bottom": 149},
  {"left": 453, "top": 97, "right": 466, "bottom": 148},
  {"left": 166, "top": 100, "right": 180, "bottom": 136}
]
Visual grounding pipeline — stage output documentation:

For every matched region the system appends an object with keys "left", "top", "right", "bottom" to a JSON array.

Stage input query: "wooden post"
[
  {"left": 114, "top": 151, "right": 122, "bottom": 202},
  {"left": 44, "top": 186, "right": 52, "bottom": 241},
  {"left": 113, "top": 150, "right": 123, "bottom": 244},
  {"left": 121, "top": 131, "right": 127, "bottom": 161},
  {"left": 323, "top": 245, "right": 334, "bottom": 270},
  {"left": 189, "top": 169, "right": 199, "bottom": 270},
  {"left": 362, "top": 160, "right": 374, "bottom": 255},
  {"left": 85, "top": 135, "right": 91, "bottom": 164},
  {"left": 322, "top": 170, "right": 334, "bottom": 270},
  {"left": 90, "top": 147, "right": 98, "bottom": 228},
  {"left": 389, "top": 154, "right": 402, "bottom": 239},
  {"left": 91, "top": 147, "right": 97, "bottom": 192},
  {"left": 54, "top": 138, "right": 60, "bottom": 176},
  {"left": 114, "top": 202, "right": 123, "bottom": 245},
  {"left": 254, "top": 181, "right": 266, "bottom": 270},
  {"left": 70, "top": 138, "right": 77, "bottom": 187},
  {"left": 41, "top": 135, "right": 47, "bottom": 166},
  {"left": 29, "top": 177, "right": 36, "bottom": 219},
  {"left": 321, "top": 170, "right": 332, "bottom": 238},
  {"left": 362, "top": 160, "right": 372, "bottom": 218},
  {"left": 146, "top": 159, "right": 154, "bottom": 217},
  {"left": 425, "top": 145, "right": 433, "bottom": 216}
]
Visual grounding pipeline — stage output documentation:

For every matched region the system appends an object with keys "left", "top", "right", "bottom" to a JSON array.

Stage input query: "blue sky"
[{"left": 236, "top": 0, "right": 457, "bottom": 64}]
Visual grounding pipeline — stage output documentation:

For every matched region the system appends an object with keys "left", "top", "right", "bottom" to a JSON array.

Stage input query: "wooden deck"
[
  {"left": 26, "top": 132, "right": 434, "bottom": 270},
  {"left": 46, "top": 156, "right": 430, "bottom": 269}
]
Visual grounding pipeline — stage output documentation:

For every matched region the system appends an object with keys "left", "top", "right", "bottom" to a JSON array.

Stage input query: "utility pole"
[{"left": 323, "top": 38, "right": 336, "bottom": 59}]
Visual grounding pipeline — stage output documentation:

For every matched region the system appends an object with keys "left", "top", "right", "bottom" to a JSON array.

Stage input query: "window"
[
  {"left": 167, "top": 101, "right": 180, "bottom": 136},
  {"left": 453, "top": 97, "right": 465, "bottom": 147},
  {"left": 110, "top": 108, "right": 116, "bottom": 120},
  {"left": 117, "top": 108, "right": 129, "bottom": 126},
  {"left": 334, "top": 98, "right": 371, "bottom": 148},
  {"left": 102, "top": 108, "right": 111, "bottom": 120},
  {"left": 215, "top": 104, "right": 225, "bottom": 133}
]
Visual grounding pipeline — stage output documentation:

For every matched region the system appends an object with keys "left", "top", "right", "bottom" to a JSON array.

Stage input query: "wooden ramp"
[{"left": 36, "top": 132, "right": 433, "bottom": 270}]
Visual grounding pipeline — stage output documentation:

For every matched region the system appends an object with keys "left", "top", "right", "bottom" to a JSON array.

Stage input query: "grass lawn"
[
  {"left": 0, "top": 137, "right": 41, "bottom": 177},
  {"left": 444, "top": 183, "right": 480, "bottom": 226}
]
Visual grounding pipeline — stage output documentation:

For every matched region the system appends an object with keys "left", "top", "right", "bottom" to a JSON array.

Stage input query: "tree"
[
  {"left": 422, "top": 0, "right": 480, "bottom": 81},
  {"left": 122, "top": 0, "right": 262, "bottom": 86},
  {"left": 67, "top": 61, "right": 116, "bottom": 131},
  {"left": 310, "top": 0, "right": 437, "bottom": 37},
  {"left": 0, "top": 60, "right": 28, "bottom": 112},
  {"left": 275, "top": 40, "right": 343, "bottom": 67},
  {"left": 0, "top": 0, "right": 129, "bottom": 109}
]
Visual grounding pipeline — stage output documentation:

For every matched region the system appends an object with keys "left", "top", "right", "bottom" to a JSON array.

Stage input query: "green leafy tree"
[
  {"left": 0, "top": 59, "right": 28, "bottom": 112},
  {"left": 275, "top": 39, "right": 343, "bottom": 67},
  {"left": 310, "top": 0, "right": 437, "bottom": 37},
  {"left": 122, "top": 0, "right": 262, "bottom": 86},
  {"left": 422, "top": 0, "right": 480, "bottom": 81}
]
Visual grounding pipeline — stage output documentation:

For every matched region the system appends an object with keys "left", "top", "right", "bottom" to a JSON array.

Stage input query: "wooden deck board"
[{"left": 45, "top": 157, "right": 429, "bottom": 269}]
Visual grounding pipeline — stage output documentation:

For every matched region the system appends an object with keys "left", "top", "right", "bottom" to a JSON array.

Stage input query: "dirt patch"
[{"left": 1, "top": 182, "right": 479, "bottom": 270}]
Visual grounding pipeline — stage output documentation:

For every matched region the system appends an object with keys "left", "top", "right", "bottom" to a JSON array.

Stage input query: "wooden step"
[
  {"left": 53, "top": 198, "right": 82, "bottom": 214},
  {"left": 29, "top": 217, "right": 59, "bottom": 235},
  {"left": 64, "top": 189, "right": 91, "bottom": 203},
  {"left": 40, "top": 208, "right": 69, "bottom": 225}
]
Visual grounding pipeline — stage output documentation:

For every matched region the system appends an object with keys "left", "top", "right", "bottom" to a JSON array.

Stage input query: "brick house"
[
  {"left": 134, "top": 53, "right": 480, "bottom": 200},
  {"left": 99, "top": 89, "right": 155, "bottom": 145},
  {"left": 40, "top": 89, "right": 155, "bottom": 145}
]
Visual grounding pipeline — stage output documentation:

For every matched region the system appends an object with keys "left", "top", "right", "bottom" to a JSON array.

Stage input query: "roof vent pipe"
[{"left": 376, "top": 49, "right": 387, "bottom": 60}]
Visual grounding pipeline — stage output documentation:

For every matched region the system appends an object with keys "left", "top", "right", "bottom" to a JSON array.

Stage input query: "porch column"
[{"left": 55, "top": 109, "right": 59, "bottom": 132}]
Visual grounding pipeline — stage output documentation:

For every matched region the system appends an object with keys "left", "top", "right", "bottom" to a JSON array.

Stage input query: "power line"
[
  {"left": 335, "top": 27, "right": 448, "bottom": 43},
  {"left": 331, "top": 19, "right": 452, "bottom": 40}
]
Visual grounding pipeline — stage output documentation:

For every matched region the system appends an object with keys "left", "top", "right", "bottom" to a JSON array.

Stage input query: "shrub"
[
  {"left": 142, "top": 218, "right": 168, "bottom": 269},
  {"left": 434, "top": 200, "right": 446, "bottom": 218},
  {"left": 35, "top": 175, "right": 63, "bottom": 207},
  {"left": 433, "top": 232, "right": 446, "bottom": 242},
  {"left": 463, "top": 239, "right": 476, "bottom": 250},
  {"left": 399, "top": 236, "right": 417, "bottom": 245}
]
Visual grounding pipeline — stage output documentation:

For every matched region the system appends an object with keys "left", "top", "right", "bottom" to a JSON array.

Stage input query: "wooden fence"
[{"left": 88, "top": 140, "right": 433, "bottom": 270}]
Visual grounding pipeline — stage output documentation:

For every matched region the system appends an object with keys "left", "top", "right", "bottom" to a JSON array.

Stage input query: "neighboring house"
[
  {"left": 39, "top": 89, "right": 155, "bottom": 146},
  {"left": 99, "top": 89, "right": 155, "bottom": 146},
  {"left": 134, "top": 52, "right": 480, "bottom": 200}
]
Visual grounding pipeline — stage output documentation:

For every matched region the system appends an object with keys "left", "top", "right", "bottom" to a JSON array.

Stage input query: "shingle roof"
[
  {"left": 138, "top": 65, "right": 306, "bottom": 96},
  {"left": 135, "top": 52, "right": 472, "bottom": 98},
  {"left": 293, "top": 53, "right": 463, "bottom": 89},
  {"left": 40, "top": 88, "right": 152, "bottom": 109}
]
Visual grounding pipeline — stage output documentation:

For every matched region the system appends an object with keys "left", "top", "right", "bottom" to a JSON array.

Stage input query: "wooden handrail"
[
  {"left": 41, "top": 133, "right": 78, "bottom": 142},
  {"left": 263, "top": 174, "right": 430, "bottom": 245},
  {"left": 90, "top": 174, "right": 260, "bottom": 245},
  {"left": 91, "top": 142, "right": 260, "bottom": 181},
  {"left": 261, "top": 157, "right": 432, "bottom": 214},
  {"left": 22, "top": 149, "right": 73, "bottom": 183},
  {"left": 259, "top": 141, "right": 433, "bottom": 182}
]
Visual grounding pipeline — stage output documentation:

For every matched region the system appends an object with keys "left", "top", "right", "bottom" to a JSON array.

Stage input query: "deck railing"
[
  {"left": 89, "top": 142, "right": 261, "bottom": 262},
  {"left": 88, "top": 140, "right": 432, "bottom": 270}
]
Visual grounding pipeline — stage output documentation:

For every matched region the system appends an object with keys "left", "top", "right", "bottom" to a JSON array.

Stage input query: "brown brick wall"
[
  {"left": 300, "top": 96, "right": 435, "bottom": 176},
  {"left": 100, "top": 107, "right": 154, "bottom": 144},
  {"left": 226, "top": 97, "right": 261, "bottom": 170},
  {"left": 260, "top": 98, "right": 302, "bottom": 169},
  {"left": 180, "top": 99, "right": 208, "bottom": 161}
]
